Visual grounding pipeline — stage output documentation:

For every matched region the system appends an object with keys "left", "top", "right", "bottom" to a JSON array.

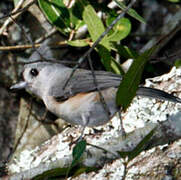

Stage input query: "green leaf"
[
  {"left": 34, "top": 166, "right": 98, "bottom": 179},
  {"left": 97, "top": 45, "right": 124, "bottom": 73},
  {"left": 114, "top": 0, "right": 146, "bottom": 24},
  {"left": 110, "top": 58, "right": 125, "bottom": 75},
  {"left": 67, "top": 39, "right": 90, "bottom": 47},
  {"left": 66, "top": 140, "right": 87, "bottom": 178},
  {"left": 116, "top": 46, "right": 157, "bottom": 110},
  {"left": 107, "top": 18, "right": 131, "bottom": 42},
  {"left": 81, "top": 0, "right": 110, "bottom": 49},
  {"left": 118, "top": 128, "right": 155, "bottom": 161},
  {"left": 72, "top": 140, "right": 87, "bottom": 167},
  {"left": 71, "top": 0, "right": 85, "bottom": 20},
  {"left": 80, "top": 0, "right": 112, "bottom": 70},
  {"left": 69, "top": 3, "right": 85, "bottom": 30},
  {"left": 128, "top": 128, "right": 155, "bottom": 161},
  {"left": 72, "top": 166, "right": 98, "bottom": 177},
  {"left": 34, "top": 167, "right": 69, "bottom": 180},
  {"left": 112, "top": 44, "right": 139, "bottom": 59},
  {"left": 83, "top": 4, "right": 104, "bottom": 41},
  {"left": 38, "top": 0, "right": 70, "bottom": 33},
  {"left": 174, "top": 59, "right": 181, "bottom": 68},
  {"left": 97, "top": 45, "right": 112, "bottom": 71}
]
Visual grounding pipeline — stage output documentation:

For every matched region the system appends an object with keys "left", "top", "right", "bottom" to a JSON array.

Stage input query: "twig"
[
  {"left": 0, "top": 44, "right": 41, "bottom": 51},
  {"left": 140, "top": 8, "right": 181, "bottom": 54},
  {"left": 17, "top": 59, "right": 77, "bottom": 65},
  {"left": 63, "top": 0, "right": 137, "bottom": 90},
  {"left": 9, "top": 15, "right": 46, "bottom": 62},
  {"left": 122, "top": 160, "right": 128, "bottom": 180},
  {"left": 0, "top": 0, "right": 37, "bottom": 20},
  {"left": 87, "top": 142, "right": 119, "bottom": 158},
  {"left": 87, "top": 55, "right": 111, "bottom": 119},
  {"left": 0, "top": 41, "right": 68, "bottom": 51},
  {"left": 10, "top": 16, "right": 32, "bottom": 45},
  {"left": 35, "top": 28, "right": 58, "bottom": 43},
  {"left": 150, "top": 50, "right": 181, "bottom": 64},
  {"left": 0, "top": 0, "right": 37, "bottom": 35}
]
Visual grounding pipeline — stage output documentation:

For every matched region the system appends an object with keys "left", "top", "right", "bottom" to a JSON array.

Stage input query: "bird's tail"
[{"left": 136, "top": 87, "right": 181, "bottom": 103}]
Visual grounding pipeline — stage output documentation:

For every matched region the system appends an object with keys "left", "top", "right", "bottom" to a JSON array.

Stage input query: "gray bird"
[{"left": 10, "top": 61, "right": 181, "bottom": 127}]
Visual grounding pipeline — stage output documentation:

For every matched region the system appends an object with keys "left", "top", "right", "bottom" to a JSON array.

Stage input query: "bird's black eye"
[{"left": 30, "top": 68, "right": 39, "bottom": 77}]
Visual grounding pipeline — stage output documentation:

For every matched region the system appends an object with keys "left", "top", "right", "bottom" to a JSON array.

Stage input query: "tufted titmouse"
[{"left": 10, "top": 61, "right": 181, "bottom": 127}]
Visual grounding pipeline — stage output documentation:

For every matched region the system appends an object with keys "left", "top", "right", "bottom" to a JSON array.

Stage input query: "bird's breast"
[{"left": 43, "top": 88, "right": 118, "bottom": 126}]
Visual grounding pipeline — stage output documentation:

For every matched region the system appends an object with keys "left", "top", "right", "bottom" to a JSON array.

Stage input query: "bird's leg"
[
  {"left": 118, "top": 110, "right": 126, "bottom": 138},
  {"left": 75, "top": 113, "right": 90, "bottom": 142},
  {"left": 76, "top": 126, "right": 86, "bottom": 142}
]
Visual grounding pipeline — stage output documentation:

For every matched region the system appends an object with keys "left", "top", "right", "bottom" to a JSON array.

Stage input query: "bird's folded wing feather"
[{"left": 49, "top": 70, "right": 122, "bottom": 100}]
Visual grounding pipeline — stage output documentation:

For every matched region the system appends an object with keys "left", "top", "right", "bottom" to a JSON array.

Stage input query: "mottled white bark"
[{"left": 7, "top": 67, "right": 181, "bottom": 180}]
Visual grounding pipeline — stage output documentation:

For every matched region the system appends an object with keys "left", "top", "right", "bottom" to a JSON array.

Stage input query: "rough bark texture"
[{"left": 6, "top": 67, "right": 181, "bottom": 180}]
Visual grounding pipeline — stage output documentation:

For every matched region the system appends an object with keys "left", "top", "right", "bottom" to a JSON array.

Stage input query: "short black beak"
[{"left": 10, "top": 81, "right": 27, "bottom": 90}]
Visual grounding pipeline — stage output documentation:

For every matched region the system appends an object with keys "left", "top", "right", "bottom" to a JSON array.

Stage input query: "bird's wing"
[
  {"left": 49, "top": 69, "right": 122, "bottom": 100},
  {"left": 48, "top": 68, "right": 181, "bottom": 104}
]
